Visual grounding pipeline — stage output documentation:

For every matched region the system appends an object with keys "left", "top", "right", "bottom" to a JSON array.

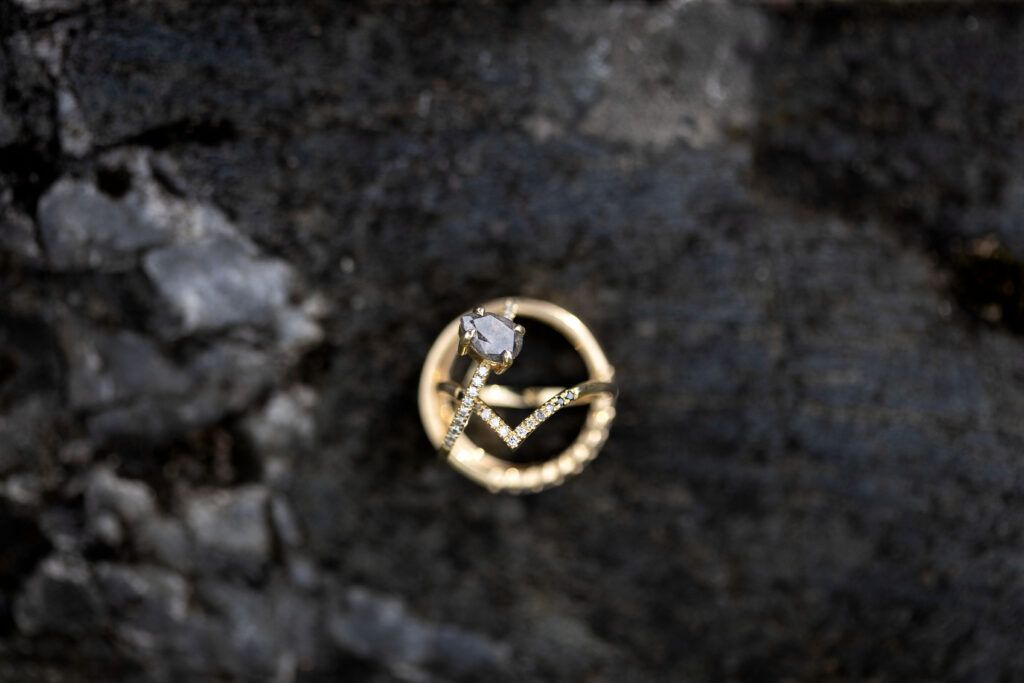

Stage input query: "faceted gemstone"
[
  {"left": 460, "top": 312, "right": 523, "bottom": 363},
  {"left": 507, "top": 436, "right": 519, "bottom": 447},
  {"left": 515, "top": 426, "right": 527, "bottom": 438}
]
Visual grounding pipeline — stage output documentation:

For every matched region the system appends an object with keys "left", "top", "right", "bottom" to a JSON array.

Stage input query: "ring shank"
[
  {"left": 418, "top": 298, "right": 616, "bottom": 493},
  {"left": 436, "top": 381, "right": 617, "bottom": 409}
]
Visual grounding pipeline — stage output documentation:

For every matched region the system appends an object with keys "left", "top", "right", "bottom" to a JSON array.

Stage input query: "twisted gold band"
[{"left": 418, "top": 297, "right": 617, "bottom": 494}]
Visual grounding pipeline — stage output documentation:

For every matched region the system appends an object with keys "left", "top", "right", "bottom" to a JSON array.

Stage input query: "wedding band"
[{"left": 418, "top": 297, "right": 617, "bottom": 493}]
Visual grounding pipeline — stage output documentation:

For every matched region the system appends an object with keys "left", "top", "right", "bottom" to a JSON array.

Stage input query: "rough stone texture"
[{"left": 2, "top": 1, "right": 1024, "bottom": 681}]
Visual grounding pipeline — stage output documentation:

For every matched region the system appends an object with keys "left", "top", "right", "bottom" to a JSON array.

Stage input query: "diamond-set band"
[
  {"left": 419, "top": 297, "right": 617, "bottom": 494},
  {"left": 474, "top": 386, "right": 577, "bottom": 450},
  {"left": 440, "top": 364, "right": 491, "bottom": 451}
]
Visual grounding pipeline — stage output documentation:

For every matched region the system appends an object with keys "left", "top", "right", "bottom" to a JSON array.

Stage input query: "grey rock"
[
  {"left": 144, "top": 235, "right": 322, "bottom": 351},
  {"left": 37, "top": 149, "right": 238, "bottom": 271},
  {"left": 95, "top": 563, "right": 189, "bottom": 639},
  {"left": 243, "top": 386, "right": 317, "bottom": 486},
  {"left": 184, "top": 485, "right": 270, "bottom": 575},
  {"left": 84, "top": 469, "right": 193, "bottom": 571},
  {"left": 0, "top": 105, "right": 19, "bottom": 147},
  {"left": 14, "top": 554, "right": 103, "bottom": 637},
  {"left": 249, "top": 387, "right": 318, "bottom": 456},
  {"left": 144, "top": 235, "right": 288, "bottom": 332},
  {"left": 38, "top": 179, "right": 169, "bottom": 270},
  {"left": 0, "top": 396, "right": 54, "bottom": 478},
  {"left": 173, "top": 342, "right": 279, "bottom": 426},
  {"left": 329, "top": 587, "right": 510, "bottom": 677},
  {"left": 134, "top": 516, "right": 193, "bottom": 574},
  {"left": 60, "top": 322, "right": 189, "bottom": 412},
  {"left": 85, "top": 467, "right": 158, "bottom": 527},
  {"left": 83, "top": 341, "right": 277, "bottom": 442},
  {"left": 57, "top": 86, "right": 94, "bottom": 158},
  {"left": 0, "top": 203, "right": 43, "bottom": 263},
  {"left": 180, "top": 579, "right": 322, "bottom": 682},
  {"left": 10, "top": 0, "right": 85, "bottom": 12},
  {"left": 547, "top": 1, "right": 768, "bottom": 149}
]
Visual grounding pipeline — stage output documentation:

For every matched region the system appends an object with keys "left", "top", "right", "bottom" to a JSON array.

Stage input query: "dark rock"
[
  {"left": 38, "top": 179, "right": 169, "bottom": 270},
  {"left": 144, "top": 235, "right": 300, "bottom": 339},
  {"left": 0, "top": 202, "right": 43, "bottom": 264},
  {"left": 328, "top": 587, "right": 510, "bottom": 678},
  {"left": 3, "top": 1, "right": 1024, "bottom": 681},
  {"left": 14, "top": 554, "right": 103, "bottom": 637},
  {"left": 60, "top": 323, "right": 189, "bottom": 412},
  {"left": 184, "top": 485, "right": 270, "bottom": 577}
]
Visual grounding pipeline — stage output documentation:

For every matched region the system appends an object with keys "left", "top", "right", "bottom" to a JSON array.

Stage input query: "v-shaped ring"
[
  {"left": 473, "top": 385, "right": 580, "bottom": 450},
  {"left": 438, "top": 365, "right": 615, "bottom": 453}
]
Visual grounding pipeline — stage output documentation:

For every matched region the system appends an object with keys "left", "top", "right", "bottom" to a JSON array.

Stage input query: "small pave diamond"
[
  {"left": 477, "top": 365, "right": 489, "bottom": 376},
  {"left": 471, "top": 375, "right": 484, "bottom": 386},
  {"left": 468, "top": 377, "right": 594, "bottom": 455}
]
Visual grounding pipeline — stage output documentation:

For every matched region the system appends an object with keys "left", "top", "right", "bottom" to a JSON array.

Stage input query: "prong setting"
[
  {"left": 458, "top": 310, "right": 524, "bottom": 367},
  {"left": 458, "top": 328, "right": 476, "bottom": 356}
]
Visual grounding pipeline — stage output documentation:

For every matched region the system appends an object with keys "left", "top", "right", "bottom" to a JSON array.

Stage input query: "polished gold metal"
[{"left": 418, "top": 297, "right": 617, "bottom": 493}]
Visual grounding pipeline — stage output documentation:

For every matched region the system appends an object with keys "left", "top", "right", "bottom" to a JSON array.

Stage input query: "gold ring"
[{"left": 418, "top": 297, "right": 617, "bottom": 493}]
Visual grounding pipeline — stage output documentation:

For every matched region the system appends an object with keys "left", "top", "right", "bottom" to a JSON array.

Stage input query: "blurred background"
[{"left": 2, "top": 0, "right": 1024, "bottom": 681}]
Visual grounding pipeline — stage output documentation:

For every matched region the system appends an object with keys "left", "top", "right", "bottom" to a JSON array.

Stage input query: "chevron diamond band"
[{"left": 418, "top": 297, "right": 617, "bottom": 494}]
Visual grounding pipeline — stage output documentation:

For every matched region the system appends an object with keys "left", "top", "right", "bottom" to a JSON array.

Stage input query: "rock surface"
[{"left": 2, "top": 1, "right": 1024, "bottom": 681}]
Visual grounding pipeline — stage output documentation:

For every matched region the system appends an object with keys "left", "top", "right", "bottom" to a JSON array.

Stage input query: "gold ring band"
[{"left": 418, "top": 297, "right": 617, "bottom": 493}]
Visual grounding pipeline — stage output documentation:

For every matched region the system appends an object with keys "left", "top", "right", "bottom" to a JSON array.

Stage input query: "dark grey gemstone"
[{"left": 459, "top": 312, "right": 523, "bottom": 363}]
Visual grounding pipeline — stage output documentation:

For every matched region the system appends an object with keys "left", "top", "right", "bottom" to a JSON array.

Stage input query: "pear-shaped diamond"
[{"left": 459, "top": 312, "right": 523, "bottom": 363}]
